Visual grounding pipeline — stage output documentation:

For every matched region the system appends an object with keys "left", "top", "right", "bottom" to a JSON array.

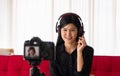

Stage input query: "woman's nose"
[{"left": 66, "top": 30, "right": 71, "bottom": 36}]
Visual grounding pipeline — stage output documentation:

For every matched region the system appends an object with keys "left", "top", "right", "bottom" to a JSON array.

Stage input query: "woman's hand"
[
  {"left": 77, "top": 36, "right": 86, "bottom": 72},
  {"left": 77, "top": 36, "right": 87, "bottom": 53}
]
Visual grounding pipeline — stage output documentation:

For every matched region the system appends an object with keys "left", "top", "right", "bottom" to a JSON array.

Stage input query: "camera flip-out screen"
[{"left": 24, "top": 46, "right": 40, "bottom": 60}]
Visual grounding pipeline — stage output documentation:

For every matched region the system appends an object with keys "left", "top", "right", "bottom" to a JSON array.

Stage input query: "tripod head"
[
  {"left": 28, "top": 60, "right": 45, "bottom": 76},
  {"left": 30, "top": 66, "right": 45, "bottom": 76}
]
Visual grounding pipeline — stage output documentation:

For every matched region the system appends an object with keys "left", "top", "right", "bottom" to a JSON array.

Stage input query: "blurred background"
[{"left": 0, "top": 0, "right": 120, "bottom": 55}]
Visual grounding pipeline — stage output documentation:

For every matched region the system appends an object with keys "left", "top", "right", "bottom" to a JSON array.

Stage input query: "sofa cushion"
[
  {"left": 91, "top": 56, "right": 112, "bottom": 76},
  {"left": 7, "top": 56, "right": 23, "bottom": 76},
  {"left": 0, "top": 55, "right": 50, "bottom": 76},
  {"left": 90, "top": 56, "right": 97, "bottom": 75},
  {"left": 97, "top": 56, "right": 112, "bottom": 76},
  {"left": 21, "top": 58, "right": 31, "bottom": 76},
  {"left": 0, "top": 56, "right": 9, "bottom": 76},
  {"left": 112, "top": 56, "right": 120, "bottom": 76}
]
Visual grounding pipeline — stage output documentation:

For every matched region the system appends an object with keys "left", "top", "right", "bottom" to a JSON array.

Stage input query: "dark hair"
[
  {"left": 56, "top": 12, "right": 85, "bottom": 46},
  {"left": 28, "top": 46, "right": 36, "bottom": 55}
]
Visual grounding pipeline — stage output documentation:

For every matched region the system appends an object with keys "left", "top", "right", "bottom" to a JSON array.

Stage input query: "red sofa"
[
  {"left": 91, "top": 56, "right": 120, "bottom": 76},
  {"left": 0, "top": 55, "right": 120, "bottom": 76},
  {"left": 0, "top": 55, "right": 50, "bottom": 76}
]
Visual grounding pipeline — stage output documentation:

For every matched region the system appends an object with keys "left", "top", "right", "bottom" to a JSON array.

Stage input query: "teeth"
[{"left": 66, "top": 37, "right": 72, "bottom": 40}]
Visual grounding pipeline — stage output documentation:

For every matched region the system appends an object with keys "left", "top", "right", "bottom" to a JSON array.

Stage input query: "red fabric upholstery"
[
  {"left": 91, "top": 56, "right": 120, "bottom": 76},
  {"left": 111, "top": 57, "right": 120, "bottom": 76},
  {"left": 1, "top": 55, "right": 120, "bottom": 76},
  {"left": 0, "top": 55, "right": 49, "bottom": 76}
]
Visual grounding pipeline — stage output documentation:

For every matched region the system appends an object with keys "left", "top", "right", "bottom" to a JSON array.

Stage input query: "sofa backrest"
[
  {"left": 91, "top": 56, "right": 120, "bottom": 76},
  {"left": 0, "top": 55, "right": 50, "bottom": 76}
]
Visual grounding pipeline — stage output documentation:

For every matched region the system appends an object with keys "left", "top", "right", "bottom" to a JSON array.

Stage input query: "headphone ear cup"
[
  {"left": 78, "top": 29, "right": 83, "bottom": 37},
  {"left": 78, "top": 17, "right": 85, "bottom": 36},
  {"left": 78, "top": 25, "right": 84, "bottom": 37},
  {"left": 56, "top": 25, "right": 61, "bottom": 35},
  {"left": 57, "top": 29, "right": 61, "bottom": 34},
  {"left": 56, "top": 17, "right": 62, "bottom": 33}
]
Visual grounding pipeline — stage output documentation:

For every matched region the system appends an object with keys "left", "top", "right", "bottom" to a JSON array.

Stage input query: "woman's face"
[
  {"left": 29, "top": 50, "right": 35, "bottom": 56},
  {"left": 61, "top": 23, "right": 78, "bottom": 44}
]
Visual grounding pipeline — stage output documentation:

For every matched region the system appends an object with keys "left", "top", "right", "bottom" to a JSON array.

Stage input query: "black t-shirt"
[{"left": 50, "top": 44, "right": 94, "bottom": 76}]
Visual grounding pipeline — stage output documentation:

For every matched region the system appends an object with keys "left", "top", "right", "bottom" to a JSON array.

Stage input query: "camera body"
[{"left": 24, "top": 37, "right": 55, "bottom": 64}]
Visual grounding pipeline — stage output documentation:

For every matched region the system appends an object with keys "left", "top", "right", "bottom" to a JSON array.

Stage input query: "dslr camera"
[{"left": 24, "top": 37, "right": 55, "bottom": 76}]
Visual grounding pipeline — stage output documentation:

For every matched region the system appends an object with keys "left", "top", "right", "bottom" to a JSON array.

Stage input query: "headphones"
[{"left": 56, "top": 13, "right": 84, "bottom": 37}]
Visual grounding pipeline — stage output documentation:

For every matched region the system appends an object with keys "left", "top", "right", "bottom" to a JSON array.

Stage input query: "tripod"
[
  {"left": 29, "top": 61, "right": 45, "bottom": 76},
  {"left": 30, "top": 66, "right": 45, "bottom": 76}
]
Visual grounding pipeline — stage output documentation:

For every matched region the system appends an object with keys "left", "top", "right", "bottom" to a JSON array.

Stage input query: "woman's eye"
[
  {"left": 71, "top": 30, "right": 75, "bottom": 31},
  {"left": 63, "top": 29, "right": 67, "bottom": 31},
  {"left": 70, "top": 29, "right": 76, "bottom": 32}
]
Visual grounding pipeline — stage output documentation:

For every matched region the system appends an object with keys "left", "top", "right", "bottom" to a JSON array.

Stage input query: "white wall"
[{"left": 0, "top": 0, "right": 120, "bottom": 56}]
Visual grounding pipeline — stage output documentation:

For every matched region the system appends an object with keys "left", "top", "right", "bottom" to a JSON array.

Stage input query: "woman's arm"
[
  {"left": 77, "top": 51, "right": 84, "bottom": 72},
  {"left": 77, "top": 36, "right": 86, "bottom": 72},
  {"left": 76, "top": 46, "right": 94, "bottom": 76}
]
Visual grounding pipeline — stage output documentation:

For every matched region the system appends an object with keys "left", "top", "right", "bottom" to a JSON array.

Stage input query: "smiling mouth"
[{"left": 65, "top": 37, "right": 72, "bottom": 40}]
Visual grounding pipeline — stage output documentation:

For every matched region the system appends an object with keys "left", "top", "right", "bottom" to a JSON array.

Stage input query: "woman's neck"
[{"left": 64, "top": 42, "right": 77, "bottom": 54}]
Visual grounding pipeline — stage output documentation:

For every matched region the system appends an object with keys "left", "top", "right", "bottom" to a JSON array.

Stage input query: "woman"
[
  {"left": 50, "top": 12, "right": 94, "bottom": 76},
  {"left": 28, "top": 46, "right": 36, "bottom": 57}
]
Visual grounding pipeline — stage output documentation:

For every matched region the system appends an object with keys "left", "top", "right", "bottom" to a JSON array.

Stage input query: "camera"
[
  {"left": 24, "top": 37, "right": 55, "bottom": 61},
  {"left": 24, "top": 37, "right": 55, "bottom": 76}
]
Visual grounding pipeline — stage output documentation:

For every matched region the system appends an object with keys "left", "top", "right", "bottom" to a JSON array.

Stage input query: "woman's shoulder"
[
  {"left": 82, "top": 45, "right": 94, "bottom": 57},
  {"left": 84, "top": 45, "right": 94, "bottom": 53},
  {"left": 86, "top": 45, "right": 94, "bottom": 50}
]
